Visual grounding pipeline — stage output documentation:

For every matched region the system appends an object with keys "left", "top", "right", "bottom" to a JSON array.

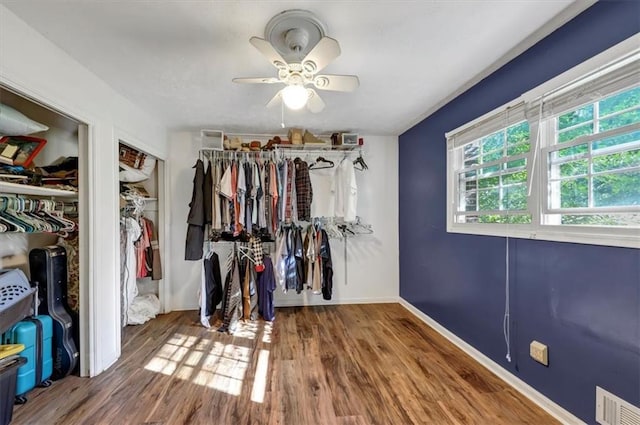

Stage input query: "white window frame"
[{"left": 446, "top": 34, "right": 640, "bottom": 249}]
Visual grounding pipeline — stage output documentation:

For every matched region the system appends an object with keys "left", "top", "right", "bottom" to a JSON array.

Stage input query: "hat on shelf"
[{"left": 263, "top": 136, "right": 282, "bottom": 150}]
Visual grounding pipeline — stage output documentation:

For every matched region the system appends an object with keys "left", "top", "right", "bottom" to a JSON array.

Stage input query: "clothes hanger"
[
  {"left": 309, "top": 156, "right": 334, "bottom": 170},
  {"left": 353, "top": 153, "right": 368, "bottom": 171},
  {"left": 238, "top": 244, "right": 255, "bottom": 264}
]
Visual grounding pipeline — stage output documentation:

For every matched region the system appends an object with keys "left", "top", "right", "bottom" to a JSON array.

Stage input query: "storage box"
[
  {"left": 201, "top": 130, "right": 224, "bottom": 151},
  {"left": 341, "top": 133, "right": 358, "bottom": 146},
  {"left": 0, "top": 355, "right": 26, "bottom": 425},
  {"left": 0, "top": 269, "right": 37, "bottom": 335},
  {"left": 0, "top": 136, "right": 47, "bottom": 167},
  {"left": 118, "top": 144, "right": 147, "bottom": 169}
]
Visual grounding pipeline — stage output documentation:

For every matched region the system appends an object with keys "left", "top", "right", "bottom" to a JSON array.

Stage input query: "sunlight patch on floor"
[
  {"left": 144, "top": 327, "right": 271, "bottom": 400},
  {"left": 262, "top": 322, "right": 273, "bottom": 343},
  {"left": 250, "top": 349, "right": 270, "bottom": 403}
]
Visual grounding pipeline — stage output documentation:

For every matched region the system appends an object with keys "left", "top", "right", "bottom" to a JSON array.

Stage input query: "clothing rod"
[
  {"left": 200, "top": 150, "right": 276, "bottom": 158},
  {"left": 225, "top": 132, "right": 337, "bottom": 139},
  {"left": 199, "top": 148, "right": 362, "bottom": 155},
  {"left": 275, "top": 148, "right": 362, "bottom": 155}
]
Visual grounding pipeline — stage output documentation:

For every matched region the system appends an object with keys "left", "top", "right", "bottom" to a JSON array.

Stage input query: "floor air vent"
[{"left": 596, "top": 386, "right": 640, "bottom": 425}]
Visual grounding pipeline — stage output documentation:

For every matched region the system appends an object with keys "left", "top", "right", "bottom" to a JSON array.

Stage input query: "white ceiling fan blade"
[
  {"left": 313, "top": 74, "right": 360, "bottom": 92},
  {"left": 301, "top": 37, "right": 341, "bottom": 74},
  {"left": 306, "top": 89, "right": 325, "bottom": 113},
  {"left": 249, "top": 37, "right": 289, "bottom": 70},
  {"left": 233, "top": 77, "right": 282, "bottom": 85},
  {"left": 266, "top": 90, "right": 283, "bottom": 108}
]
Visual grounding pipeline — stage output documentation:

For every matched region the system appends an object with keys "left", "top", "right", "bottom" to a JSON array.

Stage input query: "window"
[
  {"left": 446, "top": 38, "right": 640, "bottom": 248},
  {"left": 544, "top": 86, "right": 640, "bottom": 227},
  {"left": 457, "top": 120, "right": 531, "bottom": 224}
]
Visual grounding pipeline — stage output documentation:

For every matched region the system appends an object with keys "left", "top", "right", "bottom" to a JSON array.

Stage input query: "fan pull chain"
[{"left": 281, "top": 100, "right": 285, "bottom": 128}]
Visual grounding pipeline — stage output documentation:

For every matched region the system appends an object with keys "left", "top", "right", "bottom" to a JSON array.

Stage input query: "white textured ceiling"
[{"left": 2, "top": 1, "right": 578, "bottom": 135}]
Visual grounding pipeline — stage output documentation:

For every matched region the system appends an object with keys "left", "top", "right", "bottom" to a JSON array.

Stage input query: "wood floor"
[{"left": 11, "top": 304, "right": 557, "bottom": 424}]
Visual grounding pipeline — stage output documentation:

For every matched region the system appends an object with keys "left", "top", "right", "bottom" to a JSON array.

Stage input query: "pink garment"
[{"left": 135, "top": 218, "right": 151, "bottom": 278}]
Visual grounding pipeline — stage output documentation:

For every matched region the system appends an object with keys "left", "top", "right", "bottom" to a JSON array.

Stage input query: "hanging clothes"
[
  {"left": 274, "top": 228, "right": 287, "bottom": 291},
  {"left": 309, "top": 167, "right": 336, "bottom": 219},
  {"left": 312, "top": 226, "right": 323, "bottom": 294},
  {"left": 240, "top": 258, "right": 259, "bottom": 321},
  {"left": 150, "top": 219, "right": 162, "bottom": 281},
  {"left": 219, "top": 161, "right": 231, "bottom": 221},
  {"left": 218, "top": 254, "right": 242, "bottom": 334},
  {"left": 269, "top": 161, "right": 279, "bottom": 234},
  {"left": 57, "top": 231, "right": 80, "bottom": 313},
  {"left": 294, "top": 158, "right": 312, "bottom": 222},
  {"left": 335, "top": 158, "right": 358, "bottom": 222},
  {"left": 245, "top": 161, "right": 253, "bottom": 234},
  {"left": 250, "top": 235, "right": 265, "bottom": 272},
  {"left": 212, "top": 160, "right": 222, "bottom": 230},
  {"left": 251, "top": 161, "right": 260, "bottom": 228},
  {"left": 122, "top": 217, "right": 141, "bottom": 325},
  {"left": 200, "top": 250, "right": 222, "bottom": 328},
  {"left": 259, "top": 161, "right": 268, "bottom": 230},
  {"left": 185, "top": 159, "right": 206, "bottom": 260},
  {"left": 135, "top": 217, "right": 151, "bottom": 278},
  {"left": 204, "top": 161, "right": 213, "bottom": 225},
  {"left": 258, "top": 256, "right": 276, "bottom": 322},
  {"left": 303, "top": 226, "right": 316, "bottom": 290},
  {"left": 237, "top": 160, "right": 246, "bottom": 230},
  {"left": 319, "top": 229, "right": 333, "bottom": 300},
  {"left": 231, "top": 161, "right": 242, "bottom": 235}
]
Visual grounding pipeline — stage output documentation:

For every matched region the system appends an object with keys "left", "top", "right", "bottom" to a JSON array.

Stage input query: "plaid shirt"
[
  {"left": 250, "top": 235, "right": 265, "bottom": 272},
  {"left": 294, "top": 158, "right": 313, "bottom": 221}
]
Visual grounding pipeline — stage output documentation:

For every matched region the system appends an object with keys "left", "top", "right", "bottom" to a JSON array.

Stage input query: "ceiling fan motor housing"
[
  {"left": 265, "top": 9, "right": 326, "bottom": 63},
  {"left": 285, "top": 28, "right": 309, "bottom": 53}
]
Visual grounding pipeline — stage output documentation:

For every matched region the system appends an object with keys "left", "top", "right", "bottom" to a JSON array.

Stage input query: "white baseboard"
[
  {"left": 274, "top": 296, "right": 399, "bottom": 307},
  {"left": 398, "top": 298, "right": 585, "bottom": 425},
  {"left": 169, "top": 296, "right": 400, "bottom": 311}
]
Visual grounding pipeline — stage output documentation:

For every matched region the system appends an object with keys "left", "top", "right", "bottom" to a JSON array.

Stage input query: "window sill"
[{"left": 447, "top": 223, "right": 640, "bottom": 249}]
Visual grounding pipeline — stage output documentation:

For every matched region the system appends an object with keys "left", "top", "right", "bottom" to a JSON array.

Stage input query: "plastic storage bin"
[
  {"left": 0, "top": 355, "right": 27, "bottom": 425},
  {"left": 0, "top": 269, "right": 36, "bottom": 335}
]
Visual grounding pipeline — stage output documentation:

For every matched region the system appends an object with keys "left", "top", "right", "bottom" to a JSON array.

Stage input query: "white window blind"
[{"left": 448, "top": 103, "right": 532, "bottom": 224}]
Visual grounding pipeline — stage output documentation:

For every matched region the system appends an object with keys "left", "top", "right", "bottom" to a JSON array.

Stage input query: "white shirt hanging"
[
  {"left": 335, "top": 158, "right": 358, "bottom": 222},
  {"left": 309, "top": 167, "right": 336, "bottom": 219}
]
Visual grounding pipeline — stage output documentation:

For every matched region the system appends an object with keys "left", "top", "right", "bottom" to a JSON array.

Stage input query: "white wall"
[
  {"left": 168, "top": 132, "right": 399, "bottom": 311},
  {"left": 0, "top": 6, "right": 168, "bottom": 376}
]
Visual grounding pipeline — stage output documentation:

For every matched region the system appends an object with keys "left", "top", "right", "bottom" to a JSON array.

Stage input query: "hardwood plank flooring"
[{"left": 11, "top": 304, "right": 558, "bottom": 424}]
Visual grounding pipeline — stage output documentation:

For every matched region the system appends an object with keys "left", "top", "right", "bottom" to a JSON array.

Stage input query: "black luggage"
[{"left": 29, "top": 246, "right": 78, "bottom": 379}]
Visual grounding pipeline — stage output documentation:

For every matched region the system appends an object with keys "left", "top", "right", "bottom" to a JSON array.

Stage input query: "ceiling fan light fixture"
[{"left": 282, "top": 84, "right": 308, "bottom": 110}]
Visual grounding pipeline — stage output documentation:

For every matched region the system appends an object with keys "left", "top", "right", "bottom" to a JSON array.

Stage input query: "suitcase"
[
  {"left": 29, "top": 246, "right": 78, "bottom": 379},
  {"left": 1, "top": 316, "right": 53, "bottom": 404}
]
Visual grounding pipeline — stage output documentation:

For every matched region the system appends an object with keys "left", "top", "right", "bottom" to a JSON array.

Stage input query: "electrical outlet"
[{"left": 530, "top": 340, "right": 548, "bottom": 366}]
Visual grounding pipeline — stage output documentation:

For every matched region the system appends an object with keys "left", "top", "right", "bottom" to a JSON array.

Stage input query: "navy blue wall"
[{"left": 399, "top": 1, "right": 640, "bottom": 422}]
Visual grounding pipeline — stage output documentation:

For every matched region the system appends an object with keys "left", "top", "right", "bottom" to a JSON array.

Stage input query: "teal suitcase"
[{"left": 2, "top": 315, "right": 53, "bottom": 404}]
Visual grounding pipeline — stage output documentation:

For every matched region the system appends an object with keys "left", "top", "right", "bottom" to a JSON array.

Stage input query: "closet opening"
[
  {"left": 118, "top": 140, "right": 166, "bottom": 337},
  {"left": 0, "top": 84, "right": 89, "bottom": 377}
]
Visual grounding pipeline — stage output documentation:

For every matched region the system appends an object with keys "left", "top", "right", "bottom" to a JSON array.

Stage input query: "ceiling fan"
[{"left": 233, "top": 10, "right": 359, "bottom": 113}]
